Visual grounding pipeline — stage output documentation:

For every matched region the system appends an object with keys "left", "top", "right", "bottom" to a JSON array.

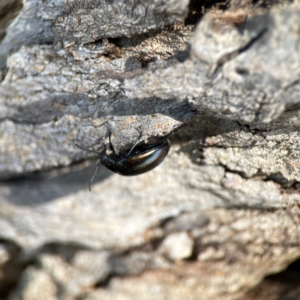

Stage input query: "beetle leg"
[
  {"left": 108, "top": 131, "right": 116, "bottom": 154},
  {"left": 97, "top": 120, "right": 116, "bottom": 154},
  {"left": 89, "top": 159, "right": 102, "bottom": 191},
  {"left": 76, "top": 143, "right": 106, "bottom": 191},
  {"left": 141, "top": 131, "right": 173, "bottom": 150},
  {"left": 126, "top": 127, "right": 143, "bottom": 157}
]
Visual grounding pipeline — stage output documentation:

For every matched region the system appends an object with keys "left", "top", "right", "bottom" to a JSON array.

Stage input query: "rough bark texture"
[{"left": 1, "top": 0, "right": 300, "bottom": 299}]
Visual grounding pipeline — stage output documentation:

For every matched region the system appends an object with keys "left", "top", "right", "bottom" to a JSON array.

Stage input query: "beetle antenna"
[
  {"left": 75, "top": 143, "right": 102, "bottom": 155},
  {"left": 126, "top": 127, "right": 143, "bottom": 157}
]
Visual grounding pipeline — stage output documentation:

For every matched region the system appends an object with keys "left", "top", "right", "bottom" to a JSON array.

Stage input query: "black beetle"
[{"left": 76, "top": 129, "right": 171, "bottom": 191}]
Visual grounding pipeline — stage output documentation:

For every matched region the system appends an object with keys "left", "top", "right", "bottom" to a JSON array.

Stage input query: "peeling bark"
[{"left": 1, "top": 1, "right": 300, "bottom": 299}]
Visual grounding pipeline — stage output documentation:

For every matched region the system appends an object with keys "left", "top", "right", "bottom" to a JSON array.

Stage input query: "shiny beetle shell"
[
  {"left": 76, "top": 128, "right": 173, "bottom": 191},
  {"left": 100, "top": 139, "right": 170, "bottom": 176}
]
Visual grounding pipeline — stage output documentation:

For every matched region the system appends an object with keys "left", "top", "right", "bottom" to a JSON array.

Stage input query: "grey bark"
[{"left": 1, "top": 1, "right": 300, "bottom": 299}]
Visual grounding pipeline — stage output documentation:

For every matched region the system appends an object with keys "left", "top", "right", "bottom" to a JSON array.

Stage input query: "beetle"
[{"left": 76, "top": 128, "right": 171, "bottom": 191}]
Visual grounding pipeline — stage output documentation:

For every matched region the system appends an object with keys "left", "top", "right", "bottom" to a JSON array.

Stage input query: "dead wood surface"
[{"left": 1, "top": 0, "right": 300, "bottom": 299}]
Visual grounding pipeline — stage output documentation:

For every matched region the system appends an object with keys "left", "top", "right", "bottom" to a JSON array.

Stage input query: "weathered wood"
[{"left": 1, "top": 1, "right": 300, "bottom": 299}]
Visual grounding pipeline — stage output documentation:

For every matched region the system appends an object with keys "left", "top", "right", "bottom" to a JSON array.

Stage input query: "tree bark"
[{"left": 1, "top": 1, "right": 300, "bottom": 299}]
